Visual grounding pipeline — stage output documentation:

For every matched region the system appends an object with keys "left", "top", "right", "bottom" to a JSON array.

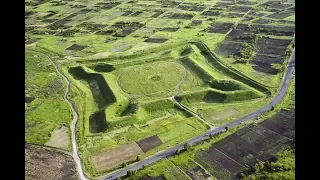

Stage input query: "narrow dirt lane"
[
  {"left": 25, "top": 50, "right": 88, "bottom": 180},
  {"left": 170, "top": 96, "right": 215, "bottom": 128}
]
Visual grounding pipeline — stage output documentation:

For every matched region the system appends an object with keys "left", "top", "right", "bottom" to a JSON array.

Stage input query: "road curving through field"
[
  {"left": 100, "top": 49, "right": 295, "bottom": 180},
  {"left": 25, "top": 50, "right": 89, "bottom": 180}
]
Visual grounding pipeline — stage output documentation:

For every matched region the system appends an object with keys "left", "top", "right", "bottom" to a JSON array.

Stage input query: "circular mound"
[{"left": 118, "top": 62, "right": 186, "bottom": 95}]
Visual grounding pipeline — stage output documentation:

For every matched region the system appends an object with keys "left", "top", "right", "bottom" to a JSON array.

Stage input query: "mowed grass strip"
[
  {"left": 118, "top": 62, "right": 186, "bottom": 95},
  {"left": 45, "top": 125, "right": 70, "bottom": 150},
  {"left": 158, "top": 120, "right": 199, "bottom": 143},
  {"left": 92, "top": 142, "right": 143, "bottom": 172},
  {"left": 211, "top": 108, "right": 239, "bottom": 121},
  {"left": 136, "top": 135, "right": 163, "bottom": 153}
]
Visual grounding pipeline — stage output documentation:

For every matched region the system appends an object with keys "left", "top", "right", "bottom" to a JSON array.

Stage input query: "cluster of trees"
[
  {"left": 239, "top": 148, "right": 294, "bottom": 179},
  {"left": 240, "top": 160, "right": 293, "bottom": 179},
  {"left": 236, "top": 42, "right": 256, "bottom": 64}
]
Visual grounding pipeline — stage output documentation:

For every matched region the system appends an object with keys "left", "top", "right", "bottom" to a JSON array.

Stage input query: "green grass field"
[
  {"left": 118, "top": 62, "right": 186, "bottom": 96},
  {"left": 25, "top": 51, "right": 71, "bottom": 145}
]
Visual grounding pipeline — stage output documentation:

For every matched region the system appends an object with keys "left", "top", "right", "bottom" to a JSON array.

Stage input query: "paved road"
[
  {"left": 25, "top": 50, "right": 89, "bottom": 180},
  {"left": 100, "top": 50, "right": 295, "bottom": 180}
]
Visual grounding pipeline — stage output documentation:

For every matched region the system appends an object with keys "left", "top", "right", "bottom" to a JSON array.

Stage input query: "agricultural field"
[
  {"left": 127, "top": 107, "right": 295, "bottom": 180},
  {"left": 25, "top": 0, "right": 295, "bottom": 179}
]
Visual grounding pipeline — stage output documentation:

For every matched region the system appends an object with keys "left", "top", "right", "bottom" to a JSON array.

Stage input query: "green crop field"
[
  {"left": 25, "top": 0, "right": 295, "bottom": 179},
  {"left": 118, "top": 62, "right": 187, "bottom": 96}
]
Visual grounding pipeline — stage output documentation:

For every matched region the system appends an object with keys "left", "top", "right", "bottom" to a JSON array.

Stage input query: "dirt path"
[
  {"left": 173, "top": 63, "right": 188, "bottom": 96},
  {"left": 26, "top": 143, "right": 73, "bottom": 156},
  {"left": 170, "top": 96, "right": 215, "bottom": 129},
  {"left": 25, "top": 49, "right": 88, "bottom": 180}
]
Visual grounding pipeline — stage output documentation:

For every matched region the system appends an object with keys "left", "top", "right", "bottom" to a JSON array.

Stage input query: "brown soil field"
[
  {"left": 25, "top": 144, "right": 77, "bottom": 180},
  {"left": 92, "top": 142, "right": 143, "bottom": 173},
  {"left": 136, "top": 135, "right": 163, "bottom": 153}
]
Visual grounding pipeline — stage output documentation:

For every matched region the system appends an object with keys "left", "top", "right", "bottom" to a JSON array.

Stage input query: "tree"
[
  {"left": 235, "top": 58, "right": 248, "bottom": 64},
  {"left": 209, "top": 134, "right": 213, "bottom": 139},
  {"left": 122, "top": 162, "right": 127, "bottom": 168},
  {"left": 184, "top": 142, "right": 192, "bottom": 151},
  {"left": 257, "top": 161, "right": 264, "bottom": 171},
  {"left": 176, "top": 149, "right": 181, "bottom": 154},
  {"left": 225, "top": 126, "right": 228, "bottom": 131},
  {"left": 240, "top": 173, "right": 246, "bottom": 178},
  {"left": 271, "top": 106, "right": 275, "bottom": 110},
  {"left": 127, "top": 170, "right": 134, "bottom": 177},
  {"left": 136, "top": 156, "right": 140, "bottom": 162}
]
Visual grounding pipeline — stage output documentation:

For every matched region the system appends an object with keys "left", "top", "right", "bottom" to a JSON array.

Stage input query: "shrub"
[
  {"left": 126, "top": 170, "right": 134, "bottom": 176},
  {"left": 176, "top": 149, "right": 181, "bottom": 154},
  {"left": 184, "top": 142, "right": 192, "bottom": 151}
]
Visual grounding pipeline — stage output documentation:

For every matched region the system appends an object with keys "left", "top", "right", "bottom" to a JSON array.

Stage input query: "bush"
[
  {"left": 240, "top": 173, "right": 246, "bottom": 178},
  {"left": 126, "top": 170, "right": 134, "bottom": 177},
  {"left": 176, "top": 149, "right": 181, "bottom": 154},
  {"left": 235, "top": 58, "right": 248, "bottom": 64},
  {"left": 184, "top": 142, "right": 192, "bottom": 151},
  {"left": 239, "top": 42, "right": 255, "bottom": 59}
]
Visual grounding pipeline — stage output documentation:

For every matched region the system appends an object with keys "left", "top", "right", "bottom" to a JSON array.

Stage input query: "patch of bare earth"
[
  {"left": 92, "top": 142, "right": 143, "bottom": 173},
  {"left": 45, "top": 125, "right": 70, "bottom": 150},
  {"left": 25, "top": 144, "right": 77, "bottom": 180},
  {"left": 136, "top": 135, "right": 163, "bottom": 153}
]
